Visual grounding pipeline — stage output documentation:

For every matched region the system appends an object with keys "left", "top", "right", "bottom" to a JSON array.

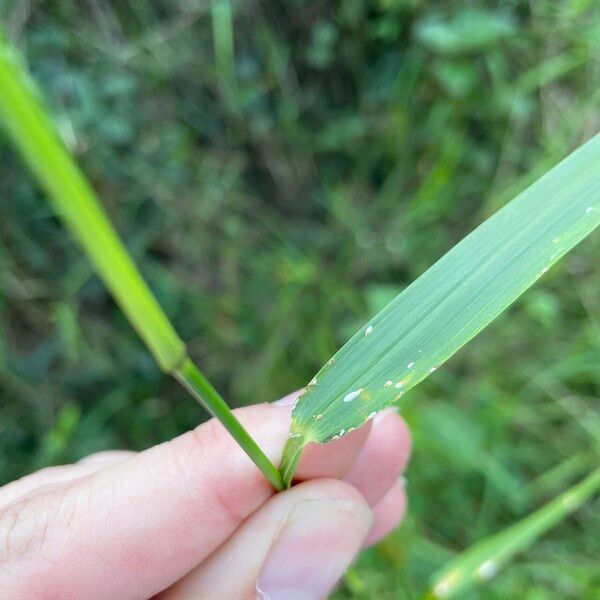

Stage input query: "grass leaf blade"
[
  {"left": 282, "top": 134, "right": 600, "bottom": 484},
  {"left": 427, "top": 467, "right": 600, "bottom": 598}
]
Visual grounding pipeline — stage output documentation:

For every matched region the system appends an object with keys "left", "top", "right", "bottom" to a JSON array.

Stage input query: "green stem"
[
  {"left": 0, "top": 28, "right": 283, "bottom": 491},
  {"left": 176, "top": 360, "right": 284, "bottom": 490}
]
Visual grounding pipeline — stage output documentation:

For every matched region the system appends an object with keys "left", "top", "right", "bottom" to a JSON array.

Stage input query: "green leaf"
[
  {"left": 414, "top": 9, "right": 516, "bottom": 55},
  {"left": 280, "top": 134, "right": 600, "bottom": 485},
  {"left": 426, "top": 467, "right": 600, "bottom": 598}
]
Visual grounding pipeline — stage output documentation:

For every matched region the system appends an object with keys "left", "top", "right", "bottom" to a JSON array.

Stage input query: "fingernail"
[
  {"left": 257, "top": 498, "right": 372, "bottom": 600},
  {"left": 273, "top": 390, "right": 303, "bottom": 407},
  {"left": 374, "top": 406, "right": 398, "bottom": 424}
]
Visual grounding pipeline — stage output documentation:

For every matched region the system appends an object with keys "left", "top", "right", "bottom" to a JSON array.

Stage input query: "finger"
[
  {"left": 344, "top": 410, "right": 411, "bottom": 505},
  {"left": 363, "top": 478, "right": 407, "bottom": 547},
  {"left": 0, "top": 402, "right": 371, "bottom": 599},
  {"left": 159, "top": 479, "right": 372, "bottom": 600},
  {"left": 294, "top": 423, "right": 371, "bottom": 482},
  {"left": 0, "top": 450, "right": 135, "bottom": 509}
]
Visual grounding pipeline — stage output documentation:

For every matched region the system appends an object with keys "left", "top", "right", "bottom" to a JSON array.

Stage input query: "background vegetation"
[{"left": 1, "top": 1, "right": 599, "bottom": 597}]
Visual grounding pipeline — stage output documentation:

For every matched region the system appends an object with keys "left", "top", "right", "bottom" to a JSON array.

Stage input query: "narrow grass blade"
[
  {"left": 281, "top": 134, "right": 600, "bottom": 484},
  {"left": 212, "top": 0, "right": 235, "bottom": 82},
  {"left": 426, "top": 467, "right": 600, "bottom": 599},
  {"left": 0, "top": 30, "right": 284, "bottom": 491},
  {"left": 211, "top": 0, "right": 240, "bottom": 118},
  {"left": 0, "top": 36, "right": 185, "bottom": 373}
]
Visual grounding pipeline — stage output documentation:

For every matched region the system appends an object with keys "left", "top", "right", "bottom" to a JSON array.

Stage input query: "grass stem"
[
  {"left": 175, "top": 360, "right": 284, "bottom": 490},
  {"left": 0, "top": 29, "right": 283, "bottom": 491}
]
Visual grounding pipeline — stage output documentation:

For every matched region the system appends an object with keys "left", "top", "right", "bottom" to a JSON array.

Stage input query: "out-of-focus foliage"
[{"left": 0, "top": 1, "right": 598, "bottom": 597}]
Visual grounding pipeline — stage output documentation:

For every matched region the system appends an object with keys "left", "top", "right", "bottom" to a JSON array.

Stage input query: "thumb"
[{"left": 160, "top": 479, "right": 373, "bottom": 600}]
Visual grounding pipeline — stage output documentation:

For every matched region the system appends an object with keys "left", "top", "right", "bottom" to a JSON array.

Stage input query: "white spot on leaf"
[
  {"left": 432, "top": 580, "right": 451, "bottom": 598},
  {"left": 561, "top": 493, "right": 578, "bottom": 509},
  {"left": 432, "top": 570, "right": 460, "bottom": 598},
  {"left": 309, "top": 377, "right": 318, "bottom": 386},
  {"left": 585, "top": 206, "right": 594, "bottom": 214},
  {"left": 477, "top": 560, "right": 498, "bottom": 580},
  {"left": 365, "top": 325, "right": 373, "bottom": 336},
  {"left": 407, "top": 362, "right": 415, "bottom": 369},
  {"left": 394, "top": 381, "right": 404, "bottom": 389},
  {"left": 343, "top": 389, "right": 363, "bottom": 403},
  {"left": 385, "top": 380, "right": 393, "bottom": 387}
]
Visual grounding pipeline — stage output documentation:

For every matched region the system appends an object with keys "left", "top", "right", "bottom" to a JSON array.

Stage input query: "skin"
[{"left": 0, "top": 392, "right": 411, "bottom": 600}]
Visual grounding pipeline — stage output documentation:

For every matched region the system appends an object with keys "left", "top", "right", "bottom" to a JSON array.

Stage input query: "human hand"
[{"left": 0, "top": 392, "right": 411, "bottom": 599}]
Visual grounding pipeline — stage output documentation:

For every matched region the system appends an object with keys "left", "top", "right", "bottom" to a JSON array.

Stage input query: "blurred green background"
[{"left": 1, "top": 1, "right": 599, "bottom": 598}]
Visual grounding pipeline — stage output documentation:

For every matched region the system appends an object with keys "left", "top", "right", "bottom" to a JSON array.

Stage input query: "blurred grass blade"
[
  {"left": 426, "top": 467, "right": 600, "bottom": 598},
  {"left": 281, "top": 134, "right": 600, "bottom": 485},
  {"left": 0, "top": 29, "right": 284, "bottom": 491},
  {"left": 211, "top": 0, "right": 239, "bottom": 114},
  {"left": 0, "top": 38, "right": 184, "bottom": 373},
  {"left": 212, "top": 0, "right": 235, "bottom": 82}
]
